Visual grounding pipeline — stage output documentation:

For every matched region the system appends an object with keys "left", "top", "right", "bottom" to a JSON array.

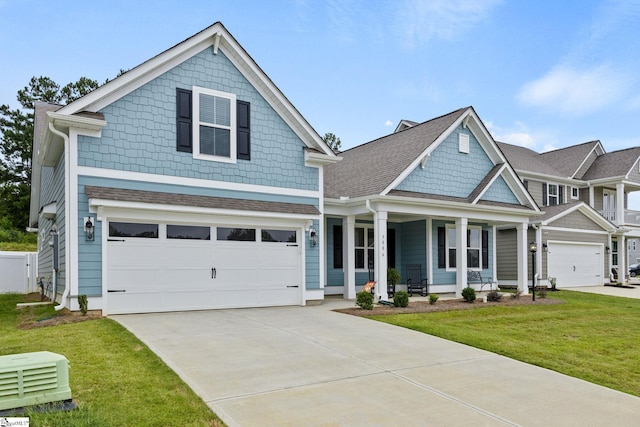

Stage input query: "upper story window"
[
  {"left": 571, "top": 187, "right": 579, "bottom": 200},
  {"left": 543, "top": 183, "right": 562, "bottom": 206},
  {"left": 176, "top": 87, "right": 250, "bottom": 162},
  {"left": 194, "top": 87, "right": 236, "bottom": 162}
]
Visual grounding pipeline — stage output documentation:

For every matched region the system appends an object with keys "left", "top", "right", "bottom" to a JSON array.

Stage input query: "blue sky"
[{"left": 2, "top": 1, "right": 640, "bottom": 157}]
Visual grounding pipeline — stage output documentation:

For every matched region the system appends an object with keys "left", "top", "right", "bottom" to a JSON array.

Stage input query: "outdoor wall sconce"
[
  {"left": 84, "top": 216, "right": 95, "bottom": 241},
  {"left": 309, "top": 226, "right": 317, "bottom": 247},
  {"left": 606, "top": 246, "right": 611, "bottom": 254},
  {"left": 542, "top": 243, "right": 548, "bottom": 252}
]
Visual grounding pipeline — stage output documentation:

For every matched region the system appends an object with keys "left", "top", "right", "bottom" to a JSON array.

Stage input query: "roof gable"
[
  {"left": 533, "top": 200, "right": 615, "bottom": 231},
  {"left": 57, "top": 22, "right": 334, "bottom": 157},
  {"left": 582, "top": 146, "right": 640, "bottom": 181},
  {"left": 539, "top": 140, "right": 602, "bottom": 178}
]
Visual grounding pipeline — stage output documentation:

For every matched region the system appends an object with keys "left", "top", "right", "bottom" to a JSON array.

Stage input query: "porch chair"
[
  {"left": 467, "top": 270, "right": 496, "bottom": 292},
  {"left": 405, "top": 264, "right": 428, "bottom": 296}
]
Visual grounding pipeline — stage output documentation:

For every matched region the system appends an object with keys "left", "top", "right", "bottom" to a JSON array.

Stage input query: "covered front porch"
[{"left": 324, "top": 197, "right": 533, "bottom": 301}]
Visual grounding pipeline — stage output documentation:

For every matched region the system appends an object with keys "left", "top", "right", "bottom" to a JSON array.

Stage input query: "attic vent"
[
  {"left": 0, "top": 351, "right": 72, "bottom": 411},
  {"left": 459, "top": 133, "right": 470, "bottom": 154}
]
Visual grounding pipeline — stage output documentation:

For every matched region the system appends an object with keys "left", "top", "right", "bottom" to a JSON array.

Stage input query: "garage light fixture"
[
  {"left": 605, "top": 246, "right": 610, "bottom": 254},
  {"left": 84, "top": 217, "right": 95, "bottom": 241},
  {"left": 542, "top": 243, "right": 548, "bottom": 252}
]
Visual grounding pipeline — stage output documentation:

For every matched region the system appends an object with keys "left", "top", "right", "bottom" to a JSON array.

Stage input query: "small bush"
[
  {"left": 429, "top": 294, "right": 439, "bottom": 305},
  {"left": 536, "top": 286, "right": 547, "bottom": 299},
  {"left": 393, "top": 290, "right": 409, "bottom": 307},
  {"left": 486, "top": 289, "right": 502, "bottom": 302},
  {"left": 461, "top": 286, "right": 476, "bottom": 303},
  {"left": 78, "top": 294, "right": 88, "bottom": 315},
  {"left": 511, "top": 289, "right": 522, "bottom": 300},
  {"left": 356, "top": 290, "right": 374, "bottom": 310},
  {"left": 387, "top": 268, "right": 401, "bottom": 285}
]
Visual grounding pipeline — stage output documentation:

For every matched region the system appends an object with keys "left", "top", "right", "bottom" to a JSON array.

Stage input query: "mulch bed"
[
  {"left": 334, "top": 294, "right": 564, "bottom": 317},
  {"left": 17, "top": 293, "right": 101, "bottom": 329}
]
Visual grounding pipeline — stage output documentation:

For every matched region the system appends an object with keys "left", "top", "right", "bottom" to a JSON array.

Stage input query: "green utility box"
[{"left": 0, "top": 351, "right": 72, "bottom": 411}]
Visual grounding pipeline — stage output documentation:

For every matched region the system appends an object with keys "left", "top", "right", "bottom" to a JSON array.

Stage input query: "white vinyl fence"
[{"left": 0, "top": 251, "right": 38, "bottom": 294}]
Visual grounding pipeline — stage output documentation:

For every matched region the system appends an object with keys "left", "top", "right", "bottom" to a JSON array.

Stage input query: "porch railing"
[{"left": 598, "top": 209, "right": 640, "bottom": 226}]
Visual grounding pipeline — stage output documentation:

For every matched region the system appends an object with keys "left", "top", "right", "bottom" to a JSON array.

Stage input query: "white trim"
[
  {"left": 446, "top": 224, "right": 482, "bottom": 271},
  {"left": 541, "top": 225, "right": 610, "bottom": 235},
  {"left": 77, "top": 166, "right": 320, "bottom": 198},
  {"left": 69, "top": 129, "right": 80, "bottom": 299},
  {"left": 570, "top": 186, "right": 579, "bottom": 200},
  {"left": 192, "top": 86, "right": 237, "bottom": 163}
]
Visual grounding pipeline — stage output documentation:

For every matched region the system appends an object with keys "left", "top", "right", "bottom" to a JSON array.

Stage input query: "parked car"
[{"left": 629, "top": 264, "right": 640, "bottom": 277}]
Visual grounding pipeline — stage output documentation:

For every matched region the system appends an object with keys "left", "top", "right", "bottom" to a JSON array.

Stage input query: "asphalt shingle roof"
[
  {"left": 85, "top": 186, "right": 320, "bottom": 215},
  {"left": 539, "top": 141, "right": 600, "bottom": 178},
  {"left": 581, "top": 147, "right": 640, "bottom": 180},
  {"left": 324, "top": 107, "right": 468, "bottom": 199}
]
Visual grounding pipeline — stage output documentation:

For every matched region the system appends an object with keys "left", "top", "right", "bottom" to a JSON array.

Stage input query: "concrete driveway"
[{"left": 113, "top": 298, "right": 640, "bottom": 426}]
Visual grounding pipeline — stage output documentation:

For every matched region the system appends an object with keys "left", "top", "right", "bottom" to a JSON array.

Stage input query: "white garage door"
[
  {"left": 106, "top": 222, "right": 302, "bottom": 314},
  {"left": 547, "top": 242, "right": 603, "bottom": 287}
]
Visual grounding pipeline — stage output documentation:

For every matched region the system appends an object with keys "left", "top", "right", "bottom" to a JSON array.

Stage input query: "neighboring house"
[
  {"left": 29, "top": 22, "right": 338, "bottom": 315},
  {"left": 323, "top": 107, "right": 539, "bottom": 299},
  {"left": 497, "top": 141, "right": 640, "bottom": 287}
]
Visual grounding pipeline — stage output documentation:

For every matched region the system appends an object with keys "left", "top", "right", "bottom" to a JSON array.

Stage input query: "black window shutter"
[
  {"left": 559, "top": 186, "right": 564, "bottom": 204},
  {"left": 237, "top": 100, "right": 250, "bottom": 160},
  {"left": 333, "top": 225, "right": 343, "bottom": 269},
  {"left": 438, "top": 227, "right": 446, "bottom": 269},
  {"left": 387, "top": 228, "right": 396, "bottom": 269},
  {"left": 176, "top": 88, "right": 192, "bottom": 153},
  {"left": 482, "top": 230, "right": 489, "bottom": 269},
  {"left": 542, "top": 183, "right": 547, "bottom": 207}
]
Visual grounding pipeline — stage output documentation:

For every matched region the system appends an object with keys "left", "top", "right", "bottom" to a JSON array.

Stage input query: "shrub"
[
  {"left": 536, "top": 286, "right": 547, "bottom": 299},
  {"left": 429, "top": 294, "right": 439, "bottom": 305},
  {"left": 486, "top": 289, "right": 502, "bottom": 302},
  {"left": 387, "top": 268, "right": 401, "bottom": 285},
  {"left": 78, "top": 294, "right": 88, "bottom": 315},
  {"left": 511, "top": 289, "right": 522, "bottom": 300},
  {"left": 549, "top": 276, "right": 557, "bottom": 291},
  {"left": 393, "top": 290, "right": 409, "bottom": 307},
  {"left": 356, "top": 290, "right": 374, "bottom": 310},
  {"left": 461, "top": 286, "right": 476, "bottom": 303}
]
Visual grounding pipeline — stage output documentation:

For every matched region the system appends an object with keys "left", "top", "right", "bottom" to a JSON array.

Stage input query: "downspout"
[
  {"left": 48, "top": 122, "right": 70, "bottom": 311},
  {"left": 365, "top": 200, "right": 379, "bottom": 300}
]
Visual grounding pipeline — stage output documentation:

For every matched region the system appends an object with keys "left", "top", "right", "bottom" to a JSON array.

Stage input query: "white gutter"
[{"left": 48, "top": 122, "right": 70, "bottom": 312}]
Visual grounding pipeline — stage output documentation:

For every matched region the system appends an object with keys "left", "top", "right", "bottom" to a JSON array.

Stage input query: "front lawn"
[
  {"left": 0, "top": 294, "right": 224, "bottom": 426},
  {"left": 368, "top": 290, "right": 640, "bottom": 397}
]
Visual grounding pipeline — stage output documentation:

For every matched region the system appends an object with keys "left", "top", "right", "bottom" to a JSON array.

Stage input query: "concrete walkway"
[
  {"left": 113, "top": 298, "right": 640, "bottom": 426},
  {"left": 563, "top": 283, "right": 640, "bottom": 299}
]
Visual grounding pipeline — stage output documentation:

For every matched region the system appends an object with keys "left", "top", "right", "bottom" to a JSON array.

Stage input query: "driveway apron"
[{"left": 113, "top": 299, "right": 640, "bottom": 426}]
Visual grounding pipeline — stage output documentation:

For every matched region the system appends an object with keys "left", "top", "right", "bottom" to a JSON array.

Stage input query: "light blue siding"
[
  {"left": 481, "top": 175, "right": 520, "bottom": 204},
  {"left": 77, "top": 48, "right": 318, "bottom": 191},
  {"left": 396, "top": 125, "right": 494, "bottom": 198}
]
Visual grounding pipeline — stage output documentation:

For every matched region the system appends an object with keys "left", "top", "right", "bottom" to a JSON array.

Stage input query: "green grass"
[
  {"left": 0, "top": 242, "right": 37, "bottom": 252},
  {"left": 368, "top": 290, "right": 640, "bottom": 397},
  {"left": 1, "top": 294, "right": 224, "bottom": 426}
]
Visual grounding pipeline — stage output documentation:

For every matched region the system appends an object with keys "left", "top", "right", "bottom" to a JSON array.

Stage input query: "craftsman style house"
[{"left": 496, "top": 141, "right": 640, "bottom": 287}]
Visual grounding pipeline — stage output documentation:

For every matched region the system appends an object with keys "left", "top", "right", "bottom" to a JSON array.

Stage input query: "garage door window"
[
  {"left": 167, "top": 225, "right": 210, "bottom": 240},
  {"left": 109, "top": 222, "right": 158, "bottom": 238},
  {"left": 262, "top": 229, "right": 296, "bottom": 243},
  {"left": 217, "top": 227, "right": 256, "bottom": 241}
]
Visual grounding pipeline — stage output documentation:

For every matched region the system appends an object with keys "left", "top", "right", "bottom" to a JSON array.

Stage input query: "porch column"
[
  {"left": 619, "top": 235, "right": 627, "bottom": 283},
  {"left": 517, "top": 222, "right": 529, "bottom": 294},
  {"left": 376, "top": 211, "right": 388, "bottom": 301},
  {"left": 455, "top": 217, "right": 468, "bottom": 298},
  {"left": 617, "top": 183, "right": 625, "bottom": 226},
  {"left": 343, "top": 216, "right": 356, "bottom": 299}
]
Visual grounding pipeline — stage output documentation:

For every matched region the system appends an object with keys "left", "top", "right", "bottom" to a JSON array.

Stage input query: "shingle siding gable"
[
  {"left": 78, "top": 48, "right": 318, "bottom": 191},
  {"left": 396, "top": 125, "right": 493, "bottom": 198}
]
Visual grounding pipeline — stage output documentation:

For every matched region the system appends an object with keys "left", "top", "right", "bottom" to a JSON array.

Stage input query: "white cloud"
[
  {"left": 396, "top": 0, "right": 502, "bottom": 47},
  {"left": 518, "top": 64, "right": 635, "bottom": 115},
  {"left": 487, "top": 120, "right": 542, "bottom": 149},
  {"left": 384, "top": 120, "right": 393, "bottom": 126}
]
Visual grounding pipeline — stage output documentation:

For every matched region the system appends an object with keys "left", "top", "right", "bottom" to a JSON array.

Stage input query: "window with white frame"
[
  {"left": 547, "top": 183, "right": 559, "bottom": 206},
  {"left": 193, "top": 87, "right": 236, "bottom": 162},
  {"left": 355, "top": 226, "right": 374, "bottom": 270},
  {"left": 446, "top": 225, "right": 482, "bottom": 270},
  {"left": 571, "top": 187, "right": 579, "bottom": 199}
]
